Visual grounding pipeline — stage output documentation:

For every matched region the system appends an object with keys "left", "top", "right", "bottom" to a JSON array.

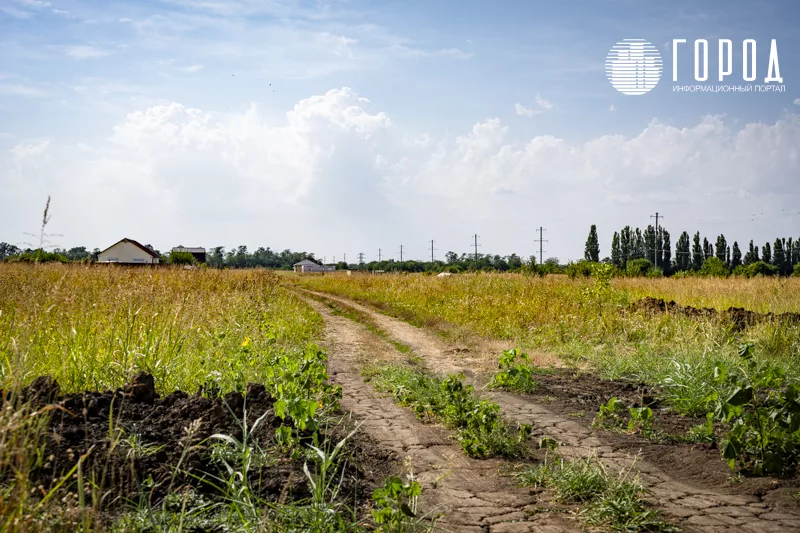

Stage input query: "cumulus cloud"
[{"left": 2, "top": 88, "right": 798, "bottom": 260}]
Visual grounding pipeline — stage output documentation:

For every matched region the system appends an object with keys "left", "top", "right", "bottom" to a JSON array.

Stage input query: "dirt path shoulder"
[
  {"left": 300, "top": 296, "right": 579, "bottom": 533},
  {"left": 300, "top": 289, "right": 800, "bottom": 533}
]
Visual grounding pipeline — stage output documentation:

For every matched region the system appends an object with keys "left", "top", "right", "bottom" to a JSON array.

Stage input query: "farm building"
[
  {"left": 171, "top": 246, "right": 206, "bottom": 263},
  {"left": 97, "top": 238, "right": 160, "bottom": 264},
  {"left": 293, "top": 259, "right": 335, "bottom": 273}
]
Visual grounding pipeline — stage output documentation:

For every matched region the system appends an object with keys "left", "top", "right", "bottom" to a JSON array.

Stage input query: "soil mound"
[
  {"left": 25, "top": 373, "right": 389, "bottom": 509},
  {"left": 630, "top": 296, "right": 800, "bottom": 331}
]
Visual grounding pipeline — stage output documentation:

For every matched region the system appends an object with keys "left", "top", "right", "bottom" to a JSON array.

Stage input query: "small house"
[
  {"left": 293, "top": 259, "right": 335, "bottom": 273},
  {"left": 171, "top": 246, "right": 206, "bottom": 263},
  {"left": 97, "top": 238, "right": 160, "bottom": 264}
]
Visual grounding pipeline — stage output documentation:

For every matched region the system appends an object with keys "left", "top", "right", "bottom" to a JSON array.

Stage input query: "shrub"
[
  {"left": 625, "top": 258, "right": 652, "bottom": 277},
  {"left": 743, "top": 261, "right": 778, "bottom": 278},
  {"left": 566, "top": 260, "right": 594, "bottom": 279},
  {"left": 645, "top": 267, "right": 663, "bottom": 278},
  {"left": 169, "top": 251, "right": 197, "bottom": 265},
  {"left": 5, "top": 249, "right": 68, "bottom": 263},
  {"left": 489, "top": 349, "right": 538, "bottom": 393},
  {"left": 700, "top": 257, "right": 729, "bottom": 277},
  {"left": 793, "top": 263, "right": 800, "bottom": 277},
  {"left": 710, "top": 344, "right": 800, "bottom": 476}
]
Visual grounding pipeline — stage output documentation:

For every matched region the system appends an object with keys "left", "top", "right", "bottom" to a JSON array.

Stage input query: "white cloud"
[
  {"left": 65, "top": 45, "right": 111, "bottom": 59},
  {"left": 515, "top": 93, "right": 553, "bottom": 117},
  {"left": 19, "top": 0, "right": 51, "bottom": 8},
  {"left": 794, "top": 98, "right": 800, "bottom": 106},
  {"left": 609, "top": 104, "right": 616, "bottom": 112},
  {"left": 2, "top": 88, "right": 798, "bottom": 261},
  {"left": 180, "top": 64, "right": 204, "bottom": 73}
]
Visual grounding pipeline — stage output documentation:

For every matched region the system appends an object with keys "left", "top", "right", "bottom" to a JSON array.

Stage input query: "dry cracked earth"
[{"left": 296, "top": 289, "right": 800, "bottom": 533}]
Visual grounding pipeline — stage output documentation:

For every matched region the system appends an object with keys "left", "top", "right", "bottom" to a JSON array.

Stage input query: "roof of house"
[
  {"left": 99, "top": 238, "right": 160, "bottom": 258},
  {"left": 294, "top": 259, "right": 321, "bottom": 266},
  {"left": 172, "top": 247, "right": 206, "bottom": 253}
]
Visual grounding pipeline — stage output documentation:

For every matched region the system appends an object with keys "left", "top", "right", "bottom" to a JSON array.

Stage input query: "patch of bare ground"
[
  {"left": 300, "top": 289, "right": 800, "bottom": 533},
  {"left": 301, "top": 296, "right": 580, "bottom": 533}
]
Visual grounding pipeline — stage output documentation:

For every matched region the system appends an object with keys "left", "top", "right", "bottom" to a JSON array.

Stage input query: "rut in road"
[
  {"left": 301, "top": 296, "right": 579, "bottom": 533},
  {"left": 301, "top": 289, "right": 800, "bottom": 533}
]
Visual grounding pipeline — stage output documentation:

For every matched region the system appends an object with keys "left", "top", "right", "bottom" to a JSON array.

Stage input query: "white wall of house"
[{"left": 98, "top": 241, "right": 159, "bottom": 264}]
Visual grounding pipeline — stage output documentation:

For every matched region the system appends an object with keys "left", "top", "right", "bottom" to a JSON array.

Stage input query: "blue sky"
[{"left": 1, "top": 0, "right": 799, "bottom": 261}]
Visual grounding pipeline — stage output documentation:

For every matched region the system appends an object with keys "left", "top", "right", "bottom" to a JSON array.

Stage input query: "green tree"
[
  {"left": 675, "top": 231, "right": 691, "bottom": 271},
  {"left": 731, "top": 241, "right": 742, "bottom": 268},
  {"left": 660, "top": 229, "right": 671, "bottom": 271},
  {"left": 773, "top": 238, "right": 786, "bottom": 274},
  {"left": 700, "top": 256, "right": 729, "bottom": 277},
  {"left": 762, "top": 242, "right": 772, "bottom": 265},
  {"left": 692, "top": 232, "right": 703, "bottom": 270},
  {"left": 632, "top": 228, "right": 645, "bottom": 259},
  {"left": 715, "top": 234, "right": 727, "bottom": 261},
  {"left": 611, "top": 231, "right": 621, "bottom": 268},
  {"left": 584, "top": 225, "right": 600, "bottom": 262},
  {"left": 703, "top": 237, "right": 712, "bottom": 260},
  {"left": 744, "top": 240, "right": 759, "bottom": 265},
  {"left": 620, "top": 226, "right": 632, "bottom": 268},
  {"left": 644, "top": 225, "right": 656, "bottom": 264}
]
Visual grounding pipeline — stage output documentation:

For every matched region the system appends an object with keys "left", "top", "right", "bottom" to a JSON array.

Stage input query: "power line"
[{"left": 535, "top": 227, "right": 547, "bottom": 265}]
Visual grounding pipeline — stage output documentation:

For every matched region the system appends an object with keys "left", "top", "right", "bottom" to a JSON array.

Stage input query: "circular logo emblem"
[{"left": 606, "top": 39, "right": 662, "bottom": 95}]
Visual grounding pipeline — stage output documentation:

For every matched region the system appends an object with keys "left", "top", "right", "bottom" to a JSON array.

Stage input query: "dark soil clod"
[{"left": 630, "top": 296, "right": 800, "bottom": 332}]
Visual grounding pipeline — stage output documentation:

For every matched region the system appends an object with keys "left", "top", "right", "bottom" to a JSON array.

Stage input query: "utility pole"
[
  {"left": 535, "top": 227, "right": 547, "bottom": 265},
  {"left": 343, "top": 253, "right": 346, "bottom": 265},
  {"left": 399, "top": 245, "right": 404, "bottom": 262},
  {"left": 430, "top": 240, "right": 436, "bottom": 262},
  {"left": 472, "top": 234, "right": 481, "bottom": 270},
  {"left": 378, "top": 248, "right": 382, "bottom": 262},
  {"left": 650, "top": 212, "right": 663, "bottom": 268}
]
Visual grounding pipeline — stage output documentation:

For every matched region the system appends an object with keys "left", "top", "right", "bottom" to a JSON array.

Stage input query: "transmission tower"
[{"left": 535, "top": 227, "right": 547, "bottom": 265}]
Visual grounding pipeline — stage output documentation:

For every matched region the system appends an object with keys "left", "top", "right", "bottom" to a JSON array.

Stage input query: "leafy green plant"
[
  {"left": 594, "top": 398, "right": 657, "bottom": 440},
  {"left": 710, "top": 343, "right": 800, "bottom": 475},
  {"left": 371, "top": 474, "right": 429, "bottom": 532},
  {"left": 367, "top": 364, "right": 531, "bottom": 458},
  {"left": 489, "top": 348, "right": 538, "bottom": 393}
]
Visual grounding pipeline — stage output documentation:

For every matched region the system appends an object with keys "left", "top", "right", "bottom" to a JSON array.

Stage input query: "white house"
[
  {"left": 97, "top": 238, "right": 160, "bottom": 264},
  {"left": 293, "top": 259, "right": 335, "bottom": 273}
]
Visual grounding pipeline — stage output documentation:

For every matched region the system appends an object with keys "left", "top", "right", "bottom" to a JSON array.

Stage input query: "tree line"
[{"left": 593, "top": 225, "right": 800, "bottom": 277}]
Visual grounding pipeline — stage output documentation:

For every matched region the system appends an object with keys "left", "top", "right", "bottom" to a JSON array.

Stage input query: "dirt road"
[{"left": 299, "top": 289, "right": 800, "bottom": 533}]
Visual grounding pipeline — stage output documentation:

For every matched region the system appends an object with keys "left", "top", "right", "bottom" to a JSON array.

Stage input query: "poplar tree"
[
  {"left": 661, "top": 229, "right": 671, "bottom": 272},
  {"left": 715, "top": 235, "right": 727, "bottom": 261},
  {"left": 762, "top": 242, "right": 772, "bottom": 264},
  {"left": 676, "top": 231, "right": 690, "bottom": 271},
  {"left": 774, "top": 238, "right": 786, "bottom": 274},
  {"left": 584, "top": 225, "right": 600, "bottom": 262},
  {"left": 692, "top": 232, "right": 703, "bottom": 270},
  {"left": 611, "top": 232, "right": 621, "bottom": 268},
  {"left": 732, "top": 241, "right": 742, "bottom": 268},
  {"left": 703, "top": 237, "right": 712, "bottom": 260}
]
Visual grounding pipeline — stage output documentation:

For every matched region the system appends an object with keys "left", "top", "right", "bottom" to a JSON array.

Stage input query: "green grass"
[
  {"left": 0, "top": 265, "right": 413, "bottom": 533},
  {"left": 293, "top": 273, "right": 800, "bottom": 415},
  {"left": 363, "top": 362, "right": 531, "bottom": 458},
  {"left": 517, "top": 455, "right": 677, "bottom": 532}
]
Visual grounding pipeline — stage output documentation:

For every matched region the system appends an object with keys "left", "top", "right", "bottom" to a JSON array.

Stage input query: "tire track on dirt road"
[
  {"left": 301, "top": 296, "right": 580, "bottom": 533},
  {"left": 300, "top": 289, "right": 800, "bottom": 533}
]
